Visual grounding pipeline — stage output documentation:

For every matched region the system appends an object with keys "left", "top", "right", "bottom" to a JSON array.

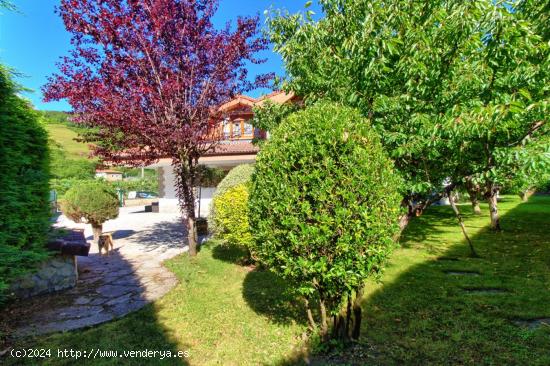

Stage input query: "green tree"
[
  {"left": 61, "top": 181, "right": 119, "bottom": 242},
  {"left": 268, "top": 0, "right": 548, "bottom": 232},
  {"left": 251, "top": 100, "right": 300, "bottom": 140},
  {"left": 249, "top": 103, "right": 402, "bottom": 341}
]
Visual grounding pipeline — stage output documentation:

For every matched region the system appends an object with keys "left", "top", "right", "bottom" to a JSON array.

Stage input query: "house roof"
[
  {"left": 217, "top": 91, "right": 296, "bottom": 112},
  {"left": 218, "top": 95, "right": 257, "bottom": 112},
  {"left": 96, "top": 169, "right": 123, "bottom": 174},
  {"left": 256, "top": 91, "right": 296, "bottom": 106},
  {"left": 203, "top": 141, "right": 259, "bottom": 156}
]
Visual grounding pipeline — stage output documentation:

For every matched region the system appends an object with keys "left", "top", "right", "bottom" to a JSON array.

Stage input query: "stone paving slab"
[{"left": 9, "top": 207, "right": 188, "bottom": 337}]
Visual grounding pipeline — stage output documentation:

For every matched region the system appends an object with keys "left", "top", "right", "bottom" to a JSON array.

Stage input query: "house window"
[
  {"left": 223, "top": 119, "right": 231, "bottom": 139},
  {"left": 232, "top": 122, "right": 242, "bottom": 138},
  {"left": 243, "top": 122, "right": 253, "bottom": 136},
  {"left": 220, "top": 118, "right": 254, "bottom": 139}
]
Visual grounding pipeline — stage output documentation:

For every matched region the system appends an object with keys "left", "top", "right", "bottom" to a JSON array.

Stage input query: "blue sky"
[{"left": 0, "top": 0, "right": 319, "bottom": 111}]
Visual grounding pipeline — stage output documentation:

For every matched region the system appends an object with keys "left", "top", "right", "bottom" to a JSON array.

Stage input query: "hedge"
[{"left": 0, "top": 66, "right": 51, "bottom": 302}]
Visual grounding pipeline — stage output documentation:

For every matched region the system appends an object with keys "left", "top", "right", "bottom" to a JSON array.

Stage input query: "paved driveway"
[{"left": 12, "top": 207, "right": 188, "bottom": 336}]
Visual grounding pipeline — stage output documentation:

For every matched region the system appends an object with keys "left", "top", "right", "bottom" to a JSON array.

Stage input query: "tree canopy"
[
  {"left": 268, "top": 0, "right": 549, "bottom": 230},
  {"left": 44, "top": 0, "right": 270, "bottom": 255}
]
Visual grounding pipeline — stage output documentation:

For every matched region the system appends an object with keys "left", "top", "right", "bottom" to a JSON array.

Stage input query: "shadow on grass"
[
  {"left": 211, "top": 242, "right": 248, "bottom": 264},
  {"left": 211, "top": 241, "right": 308, "bottom": 326},
  {"left": 5, "top": 305, "right": 190, "bottom": 366},
  {"left": 280, "top": 196, "right": 550, "bottom": 365},
  {"left": 242, "top": 269, "right": 308, "bottom": 326}
]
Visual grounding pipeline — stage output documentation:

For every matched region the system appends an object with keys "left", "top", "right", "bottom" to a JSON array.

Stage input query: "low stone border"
[
  {"left": 12, "top": 251, "right": 181, "bottom": 337},
  {"left": 9, "top": 255, "right": 77, "bottom": 300}
]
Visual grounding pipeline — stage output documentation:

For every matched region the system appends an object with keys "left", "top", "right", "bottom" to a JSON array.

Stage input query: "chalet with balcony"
[{"left": 150, "top": 91, "right": 298, "bottom": 214}]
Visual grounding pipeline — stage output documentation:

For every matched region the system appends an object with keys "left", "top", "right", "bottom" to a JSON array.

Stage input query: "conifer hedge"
[{"left": 0, "top": 66, "right": 51, "bottom": 301}]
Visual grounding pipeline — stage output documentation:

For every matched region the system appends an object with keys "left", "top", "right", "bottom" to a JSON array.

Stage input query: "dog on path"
[{"left": 98, "top": 233, "right": 114, "bottom": 256}]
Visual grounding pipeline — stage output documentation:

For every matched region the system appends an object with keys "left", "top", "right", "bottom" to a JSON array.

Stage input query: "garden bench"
[{"left": 46, "top": 229, "right": 90, "bottom": 256}]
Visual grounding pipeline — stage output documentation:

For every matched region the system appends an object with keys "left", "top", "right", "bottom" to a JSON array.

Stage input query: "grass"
[
  {"left": 44, "top": 123, "right": 90, "bottom": 159},
  {"left": 4, "top": 243, "right": 307, "bottom": 365},
  {"left": 4, "top": 195, "right": 550, "bottom": 365},
  {"left": 328, "top": 195, "right": 550, "bottom": 365}
]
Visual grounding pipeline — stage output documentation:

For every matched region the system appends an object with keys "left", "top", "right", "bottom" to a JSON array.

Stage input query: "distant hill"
[{"left": 39, "top": 110, "right": 91, "bottom": 159}]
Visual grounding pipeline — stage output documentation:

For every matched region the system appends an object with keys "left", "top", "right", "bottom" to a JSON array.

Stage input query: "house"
[
  {"left": 95, "top": 169, "right": 123, "bottom": 181},
  {"left": 149, "top": 91, "right": 299, "bottom": 215}
]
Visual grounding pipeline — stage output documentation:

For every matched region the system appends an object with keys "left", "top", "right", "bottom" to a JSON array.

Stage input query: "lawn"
[{"left": 5, "top": 195, "right": 550, "bottom": 365}]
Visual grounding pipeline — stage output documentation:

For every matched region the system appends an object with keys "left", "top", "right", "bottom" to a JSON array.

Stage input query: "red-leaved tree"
[{"left": 44, "top": 0, "right": 270, "bottom": 256}]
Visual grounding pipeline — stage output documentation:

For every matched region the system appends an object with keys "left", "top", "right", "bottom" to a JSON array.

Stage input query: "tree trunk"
[
  {"left": 304, "top": 298, "right": 316, "bottom": 331},
  {"left": 448, "top": 190, "right": 478, "bottom": 257},
  {"left": 345, "top": 295, "right": 352, "bottom": 338},
  {"left": 465, "top": 178, "right": 482, "bottom": 214},
  {"left": 487, "top": 194, "right": 501, "bottom": 231},
  {"left": 174, "top": 157, "right": 199, "bottom": 256},
  {"left": 485, "top": 184, "right": 501, "bottom": 231},
  {"left": 187, "top": 215, "right": 197, "bottom": 256},
  {"left": 91, "top": 223, "right": 103, "bottom": 243},
  {"left": 519, "top": 190, "right": 533, "bottom": 202},
  {"left": 398, "top": 213, "right": 411, "bottom": 232},
  {"left": 471, "top": 200, "right": 482, "bottom": 215},
  {"left": 396, "top": 195, "right": 441, "bottom": 239},
  {"left": 351, "top": 287, "right": 363, "bottom": 340},
  {"left": 319, "top": 298, "right": 329, "bottom": 341}
]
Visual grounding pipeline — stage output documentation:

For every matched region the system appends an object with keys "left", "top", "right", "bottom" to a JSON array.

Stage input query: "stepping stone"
[
  {"left": 462, "top": 287, "right": 508, "bottom": 294},
  {"left": 110, "top": 269, "right": 135, "bottom": 278},
  {"left": 58, "top": 305, "right": 104, "bottom": 319},
  {"left": 111, "top": 278, "right": 142, "bottom": 286},
  {"left": 74, "top": 296, "right": 91, "bottom": 305},
  {"left": 15, "top": 312, "right": 115, "bottom": 337},
  {"left": 513, "top": 318, "right": 550, "bottom": 330},
  {"left": 108, "top": 299, "right": 148, "bottom": 317},
  {"left": 444, "top": 270, "right": 480, "bottom": 276},
  {"left": 89, "top": 297, "right": 109, "bottom": 306},
  {"left": 104, "top": 293, "right": 133, "bottom": 306},
  {"left": 96, "top": 284, "right": 131, "bottom": 298},
  {"left": 437, "top": 257, "right": 460, "bottom": 261}
]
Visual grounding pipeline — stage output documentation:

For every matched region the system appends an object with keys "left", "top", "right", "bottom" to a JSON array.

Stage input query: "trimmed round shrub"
[
  {"left": 212, "top": 184, "right": 252, "bottom": 250},
  {"left": 214, "top": 164, "right": 254, "bottom": 197},
  {"left": 61, "top": 180, "right": 119, "bottom": 241},
  {"left": 209, "top": 164, "right": 254, "bottom": 232},
  {"left": 248, "top": 102, "right": 402, "bottom": 340}
]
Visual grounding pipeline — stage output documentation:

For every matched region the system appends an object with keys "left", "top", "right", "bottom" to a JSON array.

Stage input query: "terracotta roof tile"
[{"left": 204, "top": 141, "right": 259, "bottom": 156}]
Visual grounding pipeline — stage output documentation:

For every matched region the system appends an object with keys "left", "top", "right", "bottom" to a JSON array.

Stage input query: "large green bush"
[
  {"left": 248, "top": 102, "right": 402, "bottom": 341},
  {"left": 0, "top": 66, "right": 51, "bottom": 301},
  {"left": 212, "top": 184, "right": 252, "bottom": 254},
  {"left": 61, "top": 180, "right": 119, "bottom": 241}
]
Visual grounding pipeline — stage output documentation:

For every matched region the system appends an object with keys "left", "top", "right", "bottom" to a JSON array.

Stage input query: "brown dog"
[{"left": 98, "top": 233, "right": 114, "bottom": 256}]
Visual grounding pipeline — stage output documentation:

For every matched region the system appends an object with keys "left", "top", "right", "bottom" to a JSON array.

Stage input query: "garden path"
[{"left": 10, "top": 207, "right": 188, "bottom": 336}]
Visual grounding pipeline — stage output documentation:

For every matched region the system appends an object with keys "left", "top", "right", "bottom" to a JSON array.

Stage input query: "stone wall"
[{"left": 10, "top": 254, "right": 77, "bottom": 299}]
